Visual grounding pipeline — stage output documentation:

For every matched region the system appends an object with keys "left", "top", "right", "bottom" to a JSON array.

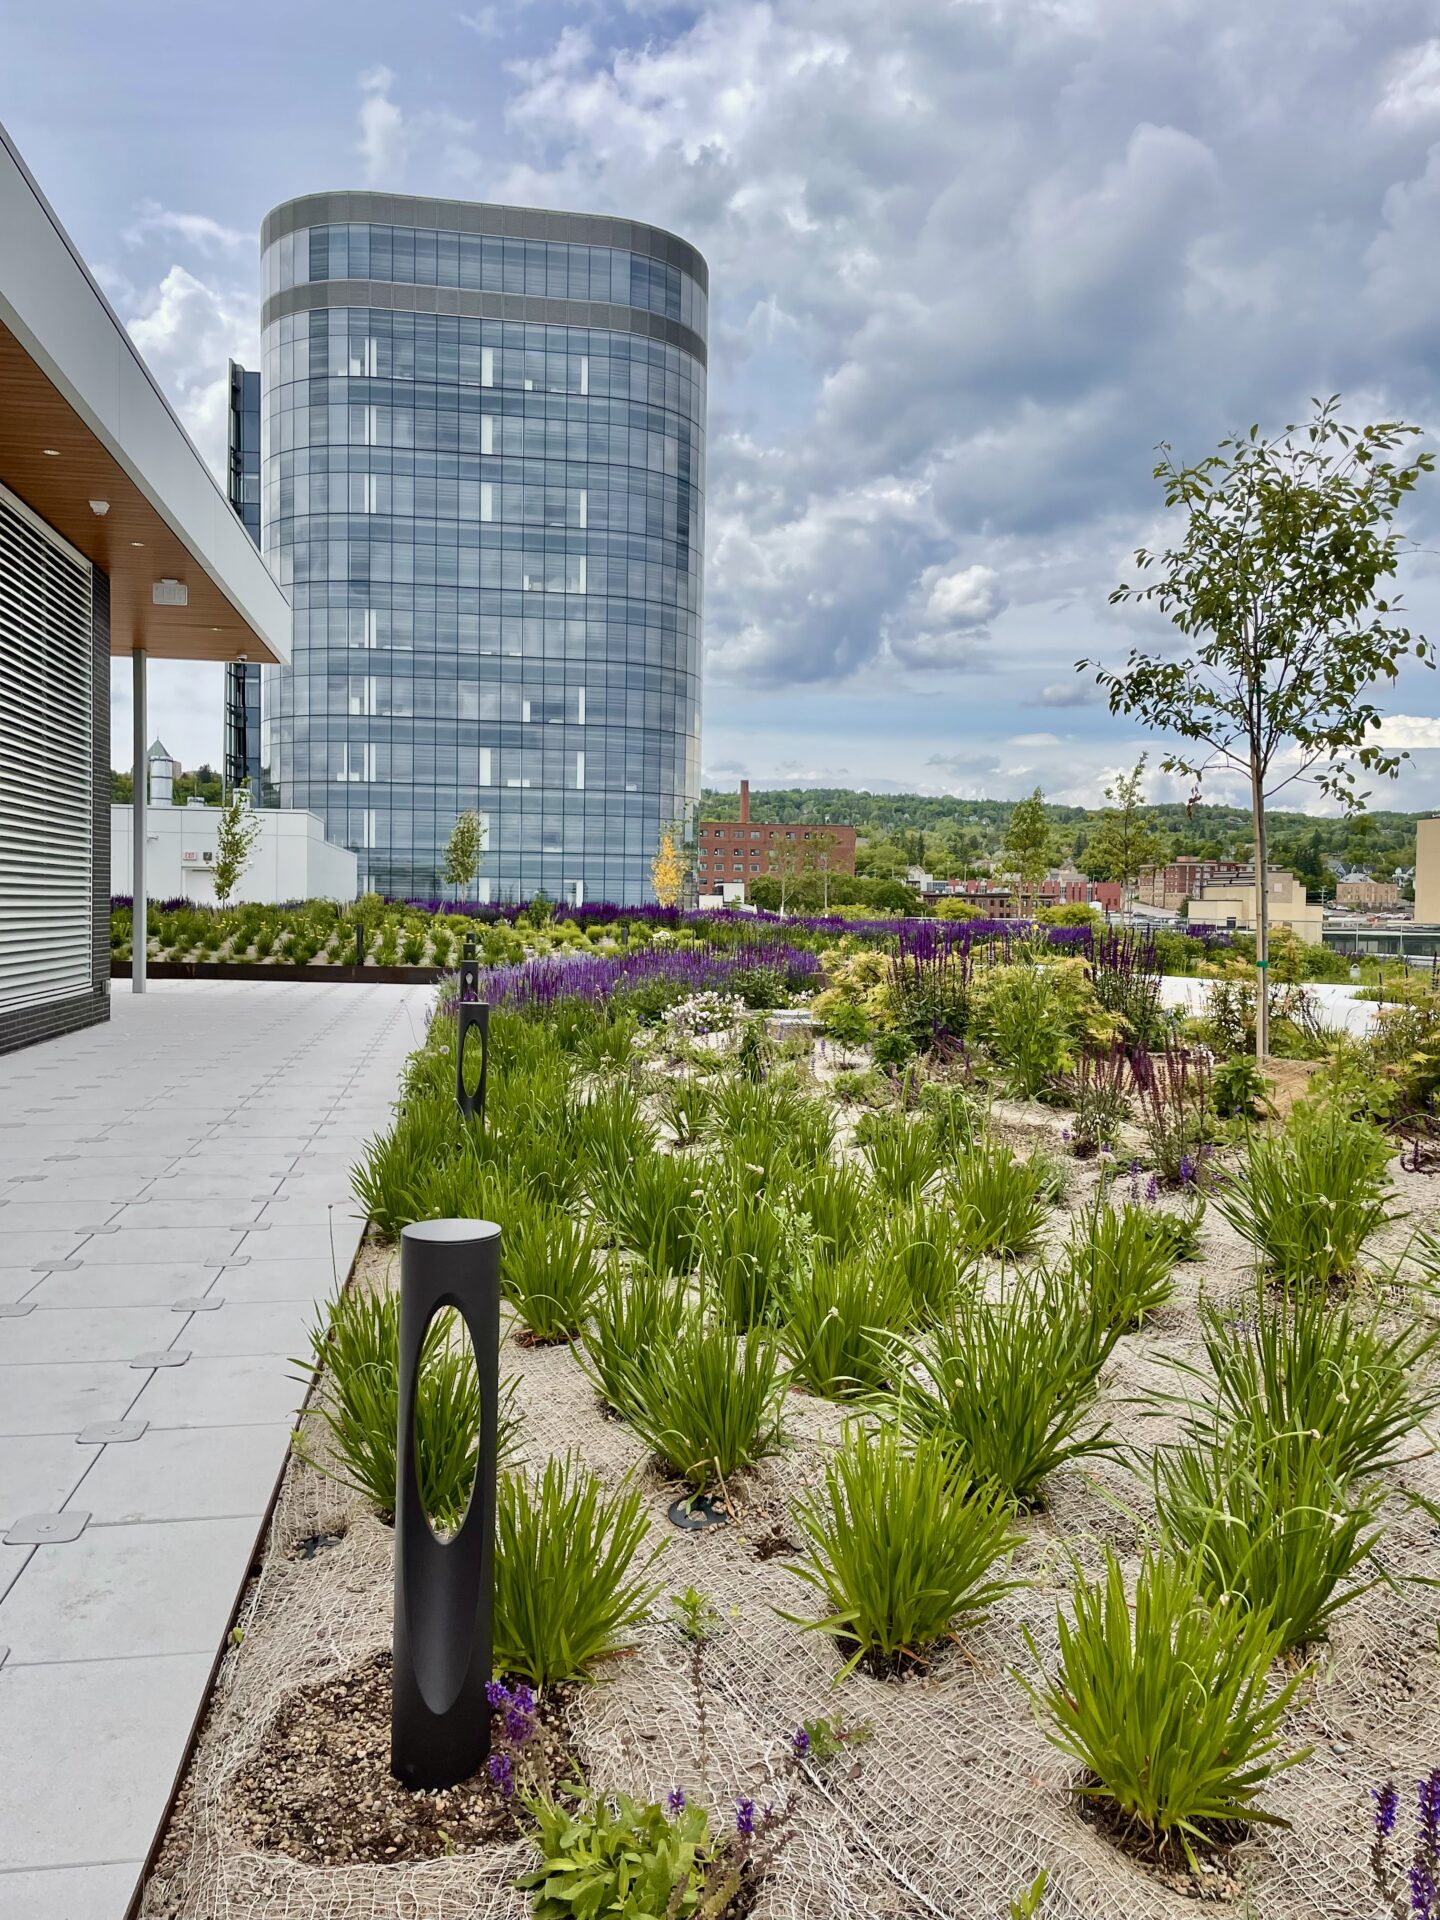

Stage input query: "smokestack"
[{"left": 739, "top": 778, "right": 750, "bottom": 825}]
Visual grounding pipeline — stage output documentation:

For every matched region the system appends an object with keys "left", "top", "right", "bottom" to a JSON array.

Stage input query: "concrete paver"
[{"left": 0, "top": 979, "right": 427, "bottom": 1911}]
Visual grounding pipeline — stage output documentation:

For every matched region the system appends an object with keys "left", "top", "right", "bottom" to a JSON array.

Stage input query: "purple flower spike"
[
  {"left": 735, "top": 1796, "right": 756, "bottom": 1838},
  {"left": 1178, "top": 1154, "right": 1196, "bottom": 1187},
  {"left": 485, "top": 1680, "right": 509, "bottom": 1710},
  {"left": 1409, "top": 1857, "right": 1436, "bottom": 1919},
  {"left": 1374, "top": 1781, "right": 1400, "bottom": 1838},
  {"left": 1145, "top": 1175, "right": 1159, "bottom": 1204},
  {"left": 666, "top": 1786, "right": 686, "bottom": 1816},
  {"left": 488, "top": 1750, "right": 515, "bottom": 1799},
  {"left": 791, "top": 1726, "right": 811, "bottom": 1759},
  {"left": 504, "top": 1704, "right": 535, "bottom": 1744}
]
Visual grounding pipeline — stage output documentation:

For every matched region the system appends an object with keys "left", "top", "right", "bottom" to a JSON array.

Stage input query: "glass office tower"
[
  {"left": 222, "top": 361, "right": 264, "bottom": 795},
  {"left": 256, "top": 193, "right": 707, "bottom": 903}
]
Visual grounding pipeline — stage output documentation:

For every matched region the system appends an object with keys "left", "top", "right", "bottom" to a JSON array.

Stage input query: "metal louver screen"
[{"left": 0, "top": 484, "right": 94, "bottom": 1013}]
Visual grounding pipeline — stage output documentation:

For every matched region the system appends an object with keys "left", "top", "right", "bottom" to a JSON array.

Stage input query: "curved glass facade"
[{"left": 257, "top": 196, "right": 706, "bottom": 903}]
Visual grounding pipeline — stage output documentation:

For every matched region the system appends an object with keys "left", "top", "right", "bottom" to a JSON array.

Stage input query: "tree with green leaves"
[
  {"left": 1002, "top": 787, "right": 1055, "bottom": 914},
  {"left": 442, "top": 809, "right": 484, "bottom": 901},
  {"left": 1083, "top": 398, "right": 1432, "bottom": 1057},
  {"left": 1083, "top": 756, "right": 1168, "bottom": 900},
  {"left": 212, "top": 790, "right": 262, "bottom": 906}
]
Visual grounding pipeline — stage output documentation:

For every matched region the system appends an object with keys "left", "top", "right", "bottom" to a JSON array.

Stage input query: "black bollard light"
[
  {"left": 355, "top": 920, "right": 365, "bottom": 968},
  {"left": 456, "top": 1000, "right": 490, "bottom": 1124},
  {"left": 392, "top": 1217, "right": 501, "bottom": 1790},
  {"left": 459, "top": 934, "right": 479, "bottom": 1002}
]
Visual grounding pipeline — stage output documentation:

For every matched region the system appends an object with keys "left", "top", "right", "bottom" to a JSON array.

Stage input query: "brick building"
[
  {"left": 1137, "top": 858, "right": 1245, "bottom": 913},
  {"left": 1334, "top": 877, "right": 1401, "bottom": 911},
  {"left": 697, "top": 780, "right": 857, "bottom": 888}
]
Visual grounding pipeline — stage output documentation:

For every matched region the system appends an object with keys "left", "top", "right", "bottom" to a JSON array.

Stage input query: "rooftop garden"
[{"left": 143, "top": 920, "right": 1440, "bottom": 1920}]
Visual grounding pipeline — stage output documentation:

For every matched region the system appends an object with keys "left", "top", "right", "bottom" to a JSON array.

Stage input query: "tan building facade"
[
  {"left": 1183, "top": 865, "right": 1323, "bottom": 942},
  {"left": 1415, "top": 818, "right": 1440, "bottom": 925}
]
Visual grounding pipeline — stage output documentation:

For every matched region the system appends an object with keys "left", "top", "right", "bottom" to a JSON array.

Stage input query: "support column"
[{"left": 132, "top": 647, "right": 146, "bottom": 995}]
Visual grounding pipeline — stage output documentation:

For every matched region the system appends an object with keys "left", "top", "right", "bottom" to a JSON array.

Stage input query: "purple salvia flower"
[
  {"left": 485, "top": 1680, "right": 509, "bottom": 1710},
  {"left": 504, "top": 1704, "right": 535, "bottom": 1744},
  {"left": 735, "top": 1797, "right": 756, "bottom": 1839},
  {"left": 666, "top": 1786, "right": 686, "bottom": 1816},
  {"left": 1420, "top": 1769, "right": 1440, "bottom": 1846},
  {"left": 1409, "top": 1858, "right": 1436, "bottom": 1919},
  {"left": 488, "top": 1750, "right": 515, "bottom": 1798},
  {"left": 1178, "top": 1154, "right": 1196, "bottom": 1187},
  {"left": 1375, "top": 1781, "right": 1400, "bottom": 1838},
  {"left": 792, "top": 1726, "right": 810, "bottom": 1758},
  {"left": 512, "top": 1683, "right": 535, "bottom": 1715}
]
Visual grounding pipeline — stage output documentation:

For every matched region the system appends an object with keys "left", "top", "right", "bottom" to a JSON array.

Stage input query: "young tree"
[
  {"left": 1083, "top": 397, "right": 1432, "bottom": 1057},
  {"left": 212, "top": 790, "right": 261, "bottom": 906},
  {"left": 1084, "top": 755, "right": 1168, "bottom": 901},
  {"left": 650, "top": 822, "right": 687, "bottom": 907},
  {"left": 443, "top": 809, "right": 484, "bottom": 901},
  {"left": 1002, "top": 787, "right": 1055, "bottom": 915}
]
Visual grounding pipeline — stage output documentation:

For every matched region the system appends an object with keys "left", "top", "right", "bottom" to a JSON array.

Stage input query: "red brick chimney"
[{"left": 739, "top": 779, "right": 750, "bottom": 825}]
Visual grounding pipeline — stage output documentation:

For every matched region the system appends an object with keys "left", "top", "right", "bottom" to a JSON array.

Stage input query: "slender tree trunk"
[{"left": 1250, "top": 753, "right": 1269, "bottom": 1062}]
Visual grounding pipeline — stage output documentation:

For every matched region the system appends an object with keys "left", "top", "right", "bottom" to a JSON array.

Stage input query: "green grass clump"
[
  {"left": 493, "top": 1455, "right": 663, "bottom": 1687},
  {"left": 1062, "top": 1200, "right": 1177, "bottom": 1332},
  {"left": 1187, "top": 1282, "right": 1440, "bottom": 1484},
  {"left": 1154, "top": 1427, "right": 1385, "bottom": 1651},
  {"left": 884, "top": 1265, "right": 1117, "bottom": 1508},
  {"left": 654, "top": 1075, "right": 713, "bottom": 1147},
  {"left": 572, "top": 1079, "right": 657, "bottom": 1178},
  {"left": 295, "top": 1286, "right": 516, "bottom": 1529},
  {"left": 696, "top": 1164, "right": 796, "bottom": 1332},
  {"left": 609, "top": 1309, "right": 786, "bottom": 1491},
  {"left": 784, "top": 1158, "right": 876, "bottom": 1266},
  {"left": 1215, "top": 1103, "right": 1394, "bottom": 1287},
  {"left": 350, "top": 1093, "right": 463, "bottom": 1237},
  {"left": 501, "top": 1200, "right": 603, "bottom": 1343},
  {"left": 580, "top": 1260, "right": 689, "bottom": 1421},
  {"left": 1021, "top": 1548, "right": 1310, "bottom": 1867},
  {"left": 597, "top": 1149, "right": 703, "bottom": 1277},
  {"left": 869, "top": 1196, "right": 977, "bottom": 1327},
  {"left": 855, "top": 1110, "right": 946, "bottom": 1203},
  {"left": 785, "top": 1426, "right": 1022, "bottom": 1676},
  {"left": 777, "top": 1249, "right": 912, "bottom": 1400},
  {"left": 949, "top": 1144, "right": 1050, "bottom": 1257}
]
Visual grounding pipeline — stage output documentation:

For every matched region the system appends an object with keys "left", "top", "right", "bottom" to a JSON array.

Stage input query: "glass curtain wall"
[{"left": 256, "top": 199, "right": 707, "bottom": 904}]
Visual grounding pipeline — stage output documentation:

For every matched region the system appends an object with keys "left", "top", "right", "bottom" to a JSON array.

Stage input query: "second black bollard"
[
  {"left": 391, "top": 1218, "right": 501, "bottom": 1790},
  {"left": 456, "top": 1000, "right": 490, "bottom": 1124}
]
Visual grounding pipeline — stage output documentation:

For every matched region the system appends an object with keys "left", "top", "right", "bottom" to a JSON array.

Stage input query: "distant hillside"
[{"left": 697, "top": 787, "right": 1420, "bottom": 887}]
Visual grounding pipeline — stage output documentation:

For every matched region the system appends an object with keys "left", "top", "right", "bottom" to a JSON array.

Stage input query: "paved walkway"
[{"left": 0, "top": 980, "right": 430, "bottom": 1920}]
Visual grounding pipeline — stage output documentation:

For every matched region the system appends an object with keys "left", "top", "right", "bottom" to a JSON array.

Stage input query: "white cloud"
[
  {"left": 118, "top": 264, "right": 256, "bottom": 478},
  {"left": 1378, "top": 39, "right": 1440, "bottom": 121},
  {"left": 359, "top": 66, "right": 409, "bottom": 184},
  {"left": 1372, "top": 713, "right": 1440, "bottom": 749},
  {"left": 123, "top": 200, "right": 250, "bottom": 254}
]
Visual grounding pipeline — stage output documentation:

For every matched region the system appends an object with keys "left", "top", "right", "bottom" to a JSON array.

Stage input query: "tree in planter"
[
  {"left": 442, "top": 808, "right": 484, "bottom": 902},
  {"left": 1002, "top": 787, "right": 1055, "bottom": 916},
  {"left": 212, "top": 790, "right": 261, "bottom": 906},
  {"left": 650, "top": 822, "right": 687, "bottom": 907},
  {"left": 1085, "top": 398, "right": 1433, "bottom": 1058},
  {"left": 1083, "top": 756, "right": 1167, "bottom": 907}
]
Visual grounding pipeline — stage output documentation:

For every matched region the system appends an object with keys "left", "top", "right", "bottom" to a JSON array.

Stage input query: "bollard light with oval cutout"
[
  {"left": 456, "top": 1000, "right": 490, "bottom": 1125},
  {"left": 391, "top": 1217, "right": 501, "bottom": 1790}
]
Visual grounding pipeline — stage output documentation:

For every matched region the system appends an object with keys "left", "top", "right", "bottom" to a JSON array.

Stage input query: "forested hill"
[{"left": 697, "top": 787, "right": 1421, "bottom": 883}]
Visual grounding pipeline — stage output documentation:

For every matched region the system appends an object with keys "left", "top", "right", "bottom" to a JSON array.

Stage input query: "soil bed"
[{"left": 229, "top": 1650, "right": 514, "bottom": 1863}]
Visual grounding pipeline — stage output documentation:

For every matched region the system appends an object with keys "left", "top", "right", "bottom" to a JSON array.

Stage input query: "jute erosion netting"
[{"left": 141, "top": 1161, "right": 1440, "bottom": 1920}]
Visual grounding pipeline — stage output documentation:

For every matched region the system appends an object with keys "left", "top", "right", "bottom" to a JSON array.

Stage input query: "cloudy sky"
[{"left": 8, "top": 0, "right": 1440, "bottom": 809}]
